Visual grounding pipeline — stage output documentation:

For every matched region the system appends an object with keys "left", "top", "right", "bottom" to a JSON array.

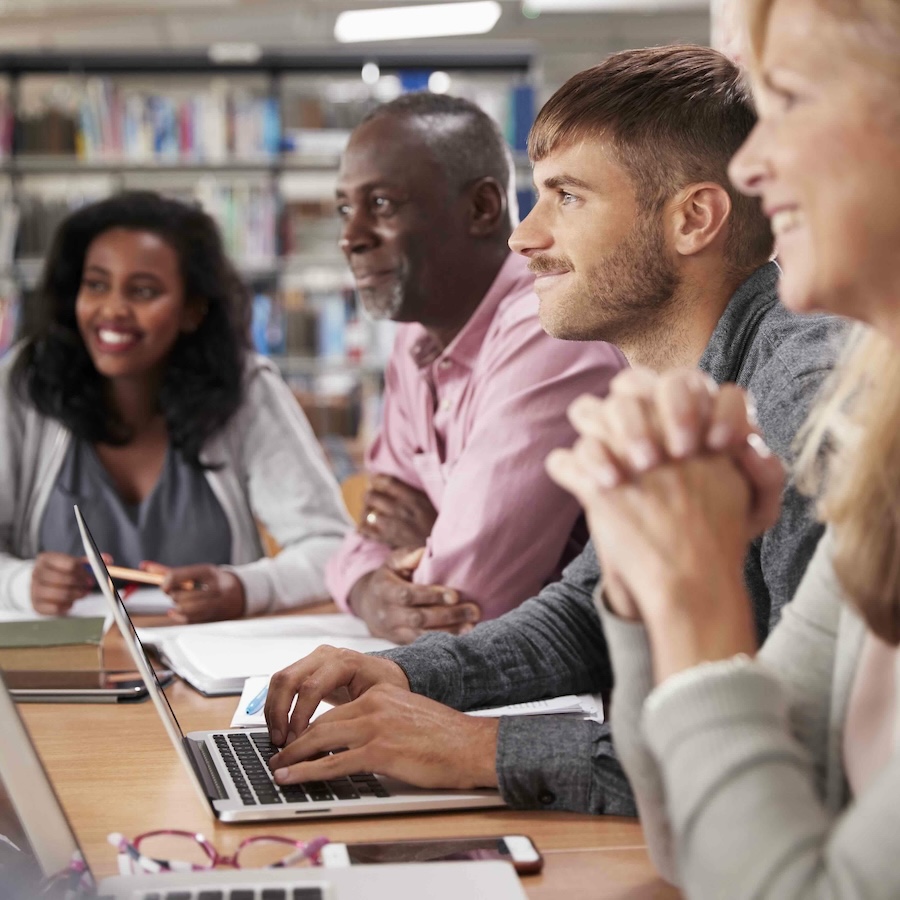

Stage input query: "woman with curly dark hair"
[{"left": 0, "top": 191, "right": 349, "bottom": 621}]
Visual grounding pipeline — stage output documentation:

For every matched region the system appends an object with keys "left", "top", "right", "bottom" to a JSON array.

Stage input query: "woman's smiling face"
[
  {"left": 729, "top": 0, "right": 900, "bottom": 341},
  {"left": 75, "top": 227, "right": 202, "bottom": 382}
]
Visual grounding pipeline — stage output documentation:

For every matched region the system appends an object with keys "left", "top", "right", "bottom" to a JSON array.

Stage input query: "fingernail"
[
  {"left": 459, "top": 624, "right": 475, "bottom": 635},
  {"left": 465, "top": 607, "right": 480, "bottom": 622},
  {"left": 274, "top": 768, "right": 289, "bottom": 783},
  {"left": 668, "top": 428, "right": 696, "bottom": 458},
  {"left": 592, "top": 464, "right": 620, "bottom": 489},
  {"left": 746, "top": 433, "right": 772, "bottom": 457},
  {"left": 745, "top": 392, "right": 758, "bottom": 426},
  {"left": 629, "top": 441, "right": 658, "bottom": 471},
  {"left": 443, "top": 591, "right": 456, "bottom": 604},
  {"left": 707, "top": 423, "right": 732, "bottom": 449}
]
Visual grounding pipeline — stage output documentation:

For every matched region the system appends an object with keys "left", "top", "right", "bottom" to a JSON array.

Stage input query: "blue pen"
[{"left": 245, "top": 683, "right": 269, "bottom": 715}]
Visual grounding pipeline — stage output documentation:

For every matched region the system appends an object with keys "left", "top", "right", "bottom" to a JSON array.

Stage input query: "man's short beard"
[
  {"left": 549, "top": 213, "right": 681, "bottom": 345},
  {"left": 359, "top": 282, "right": 405, "bottom": 321}
]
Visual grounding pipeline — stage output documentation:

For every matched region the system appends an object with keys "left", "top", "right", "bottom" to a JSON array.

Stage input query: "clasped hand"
[{"left": 545, "top": 368, "right": 785, "bottom": 677}]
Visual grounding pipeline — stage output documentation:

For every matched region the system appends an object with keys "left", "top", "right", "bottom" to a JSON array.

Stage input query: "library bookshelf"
[{"left": 0, "top": 46, "right": 535, "bottom": 452}]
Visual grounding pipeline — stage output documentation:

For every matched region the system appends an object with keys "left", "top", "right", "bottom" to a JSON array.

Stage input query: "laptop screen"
[
  {"left": 74, "top": 505, "right": 212, "bottom": 815},
  {"left": 0, "top": 670, "right": 96, "bottom": 899}
]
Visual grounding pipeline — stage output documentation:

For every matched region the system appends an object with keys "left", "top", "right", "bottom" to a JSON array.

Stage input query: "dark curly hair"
[{"left": 11, "top": 190, "right": 250, "bottom": 468}]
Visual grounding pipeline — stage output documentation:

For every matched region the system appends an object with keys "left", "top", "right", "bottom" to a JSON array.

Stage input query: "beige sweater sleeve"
[{"left": 602, "top": 532, "right": 900, "bottom": 899}]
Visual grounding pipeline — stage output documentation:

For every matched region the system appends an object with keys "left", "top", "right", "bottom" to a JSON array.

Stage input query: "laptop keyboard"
[
  {"left": 139, "top": 889, "right": 324, "bottom": 900},
  {"left": 213, "top": 732, "right": 391, "bottom": 806}
]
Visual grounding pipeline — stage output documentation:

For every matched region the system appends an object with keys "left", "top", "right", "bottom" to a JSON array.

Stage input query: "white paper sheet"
[
  {"left": 230, "top": 674, "right": 334, "bottom": 728},
  {"left": 229, "top": 678, "right": 603, "bottom": 730},
  {"left": 466, "top": 693, "right": 604, "bottom": 723}
]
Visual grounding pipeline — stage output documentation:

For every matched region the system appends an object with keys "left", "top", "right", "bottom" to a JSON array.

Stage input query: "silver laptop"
[
  {"left": 0, "top": 668, "right": 526, "bottom": 900},
  {"left": 74, "top": 505, "right": 506, "bottom": 824}
]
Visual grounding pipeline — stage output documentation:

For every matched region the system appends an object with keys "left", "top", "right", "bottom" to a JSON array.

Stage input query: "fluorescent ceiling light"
[
  {"left": 524, "top": 0, "right": 705, "bottom": 10},
  {"left": 335, "top": 1, "right": 502, "bottom": 43}
]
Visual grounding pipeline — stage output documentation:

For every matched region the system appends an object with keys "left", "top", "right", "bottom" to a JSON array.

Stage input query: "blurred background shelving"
[{"left": 0, "top": 48, "right": 536, "bottom": 460}]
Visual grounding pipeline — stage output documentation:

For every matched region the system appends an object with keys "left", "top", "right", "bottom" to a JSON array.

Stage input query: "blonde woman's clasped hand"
[{"left": 545, "top": 368, "right": 786, "bottom": 679}]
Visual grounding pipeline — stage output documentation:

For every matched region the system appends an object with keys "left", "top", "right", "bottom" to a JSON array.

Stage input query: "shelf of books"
[{"left": 0, "top": 48, "right": 536, "bottom": 450}]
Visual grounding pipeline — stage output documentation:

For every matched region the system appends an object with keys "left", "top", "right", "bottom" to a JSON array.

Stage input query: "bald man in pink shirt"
[{"left": 325, "top": 92, "right": 625, "bottom": 644}]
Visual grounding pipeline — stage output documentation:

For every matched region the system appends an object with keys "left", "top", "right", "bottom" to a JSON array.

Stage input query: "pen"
[
  {"left": 106, "top": 565, "right": 166, "bottom": 587},
  {"left": 245, "top": 683, "right": 269, "bottom": 715},
  {"left": 85, "top": 562, "right": 196, "bottom": 591}
]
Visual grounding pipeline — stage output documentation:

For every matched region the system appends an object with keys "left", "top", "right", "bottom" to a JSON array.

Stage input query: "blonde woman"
[{"left": 546, "top": 0, "right": 900, "bottom": 897}]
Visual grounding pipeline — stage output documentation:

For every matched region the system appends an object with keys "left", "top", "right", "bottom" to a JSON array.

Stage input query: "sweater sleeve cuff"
[
  {"left": 5, "top": 560, "right": 36, "bottom": 614},
  {"left": 594, "top": 584, "right": 655, "bottom": 703},
  {"left": 226, "top": 561, "right": 274, "bottom": 617},
  {"left": 496, "top": 714, "right": 596, "bottom": 811},
  {"left": 642, "top": 658, "right": 786, "bottom": 760},
  {"left": 370, "top": 634, "right": 462, "bottom": 706}
]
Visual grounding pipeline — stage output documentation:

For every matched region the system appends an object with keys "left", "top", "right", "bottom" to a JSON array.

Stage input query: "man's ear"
[
  {"left": 466, "top": 176, "right": 506, "bottom": 237},
  {"left": 668, "top": 182, "right": 732, "bottom": 258}
]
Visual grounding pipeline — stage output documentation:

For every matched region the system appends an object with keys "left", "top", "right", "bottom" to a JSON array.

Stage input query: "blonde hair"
[
  {"left": 796, "top": 330, "right": 900, "bottom": 643},
  {"left": 747, "top": 0, "right": 900, "bottom": 71},
  {"left": 746, "top": 0, "right": 900, "bottom": 643}
]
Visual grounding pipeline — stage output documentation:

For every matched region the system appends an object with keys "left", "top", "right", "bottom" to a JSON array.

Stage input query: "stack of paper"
[
  {"left": 136, "top": 614, "right": 396, "bottom": 696},
  {"left": 467, "top": 694, "right": 604, "bottom": 723}
]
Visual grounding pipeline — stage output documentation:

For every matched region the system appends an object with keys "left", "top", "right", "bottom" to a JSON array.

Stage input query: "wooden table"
[{"left": 17, "top": 623, "right": 680, "bottom": 899}]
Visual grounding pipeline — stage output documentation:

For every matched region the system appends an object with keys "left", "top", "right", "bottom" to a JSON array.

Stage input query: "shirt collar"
[
  {"left": 698, "top": 261, "right": 781, "bottom": 384},
  {"left": 408, "top": 253, "right": 533, "bottom": 372}
]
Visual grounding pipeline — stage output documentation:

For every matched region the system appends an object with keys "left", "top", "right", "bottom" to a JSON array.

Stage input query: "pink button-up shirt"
[{"left": 326, "top": 253, "right": 627, "bottom": 619}]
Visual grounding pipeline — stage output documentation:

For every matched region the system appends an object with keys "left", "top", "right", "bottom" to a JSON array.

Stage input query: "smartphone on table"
[
  {"left": 4, "top": 668, "right": 173, "bottom": 703},
  {"left": 319, "top": 835, "right": 543, "bottom": 875}
]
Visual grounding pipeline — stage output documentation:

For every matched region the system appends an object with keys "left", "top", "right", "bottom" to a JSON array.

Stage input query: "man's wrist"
[
  {"left": 348, "top": 571, "right": 375, "bottom": 617},
  {"left": 465, "top": 716, "right": 500, "bottom": 788}
]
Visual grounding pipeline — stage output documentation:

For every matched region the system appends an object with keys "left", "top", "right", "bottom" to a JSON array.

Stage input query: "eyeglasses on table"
[{"left": 108, "top": 831, "right": 330, "bottom": 876}]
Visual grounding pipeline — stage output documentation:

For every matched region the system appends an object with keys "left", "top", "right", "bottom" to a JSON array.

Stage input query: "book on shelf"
[
  {"left": 74, "top": 77, "right": 280, "bottom": 163},
  {"left": 0, "top": 617, "right": 105, "bottom": 671}
]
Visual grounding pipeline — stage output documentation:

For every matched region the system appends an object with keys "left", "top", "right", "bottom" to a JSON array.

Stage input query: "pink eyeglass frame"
[{"left": 108, "top": 830, "right": 330, "bottom": 874}]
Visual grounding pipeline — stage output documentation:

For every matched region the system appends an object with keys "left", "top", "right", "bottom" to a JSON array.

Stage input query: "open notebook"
[{"left": 136, "top": 615, "right": 396, "bottom": 695}]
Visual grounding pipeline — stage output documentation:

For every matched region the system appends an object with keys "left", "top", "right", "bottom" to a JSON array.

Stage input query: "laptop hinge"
[{"left": 185, "top": 737, "right": 228, "bottom": 801}]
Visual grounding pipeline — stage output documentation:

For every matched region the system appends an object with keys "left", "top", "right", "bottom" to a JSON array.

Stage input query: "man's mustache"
[{"left": 528, "top": 255, "right": 573, "bottom": 275}]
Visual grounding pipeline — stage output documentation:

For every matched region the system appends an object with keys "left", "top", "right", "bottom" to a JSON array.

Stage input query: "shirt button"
[
  {"left": 440, "top": 399, "right": 451, "bottom": 412},
  {"left": 440, "top": 359, "right": 451, "bottom": 369},
  {"left": 538, "top": 791, "right": 556, "bottom": 806}
]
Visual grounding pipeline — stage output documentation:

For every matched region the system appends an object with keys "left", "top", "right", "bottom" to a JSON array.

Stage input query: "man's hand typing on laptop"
[{"left": 263, "top": 647, "right": 500, "bottom": 791}]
